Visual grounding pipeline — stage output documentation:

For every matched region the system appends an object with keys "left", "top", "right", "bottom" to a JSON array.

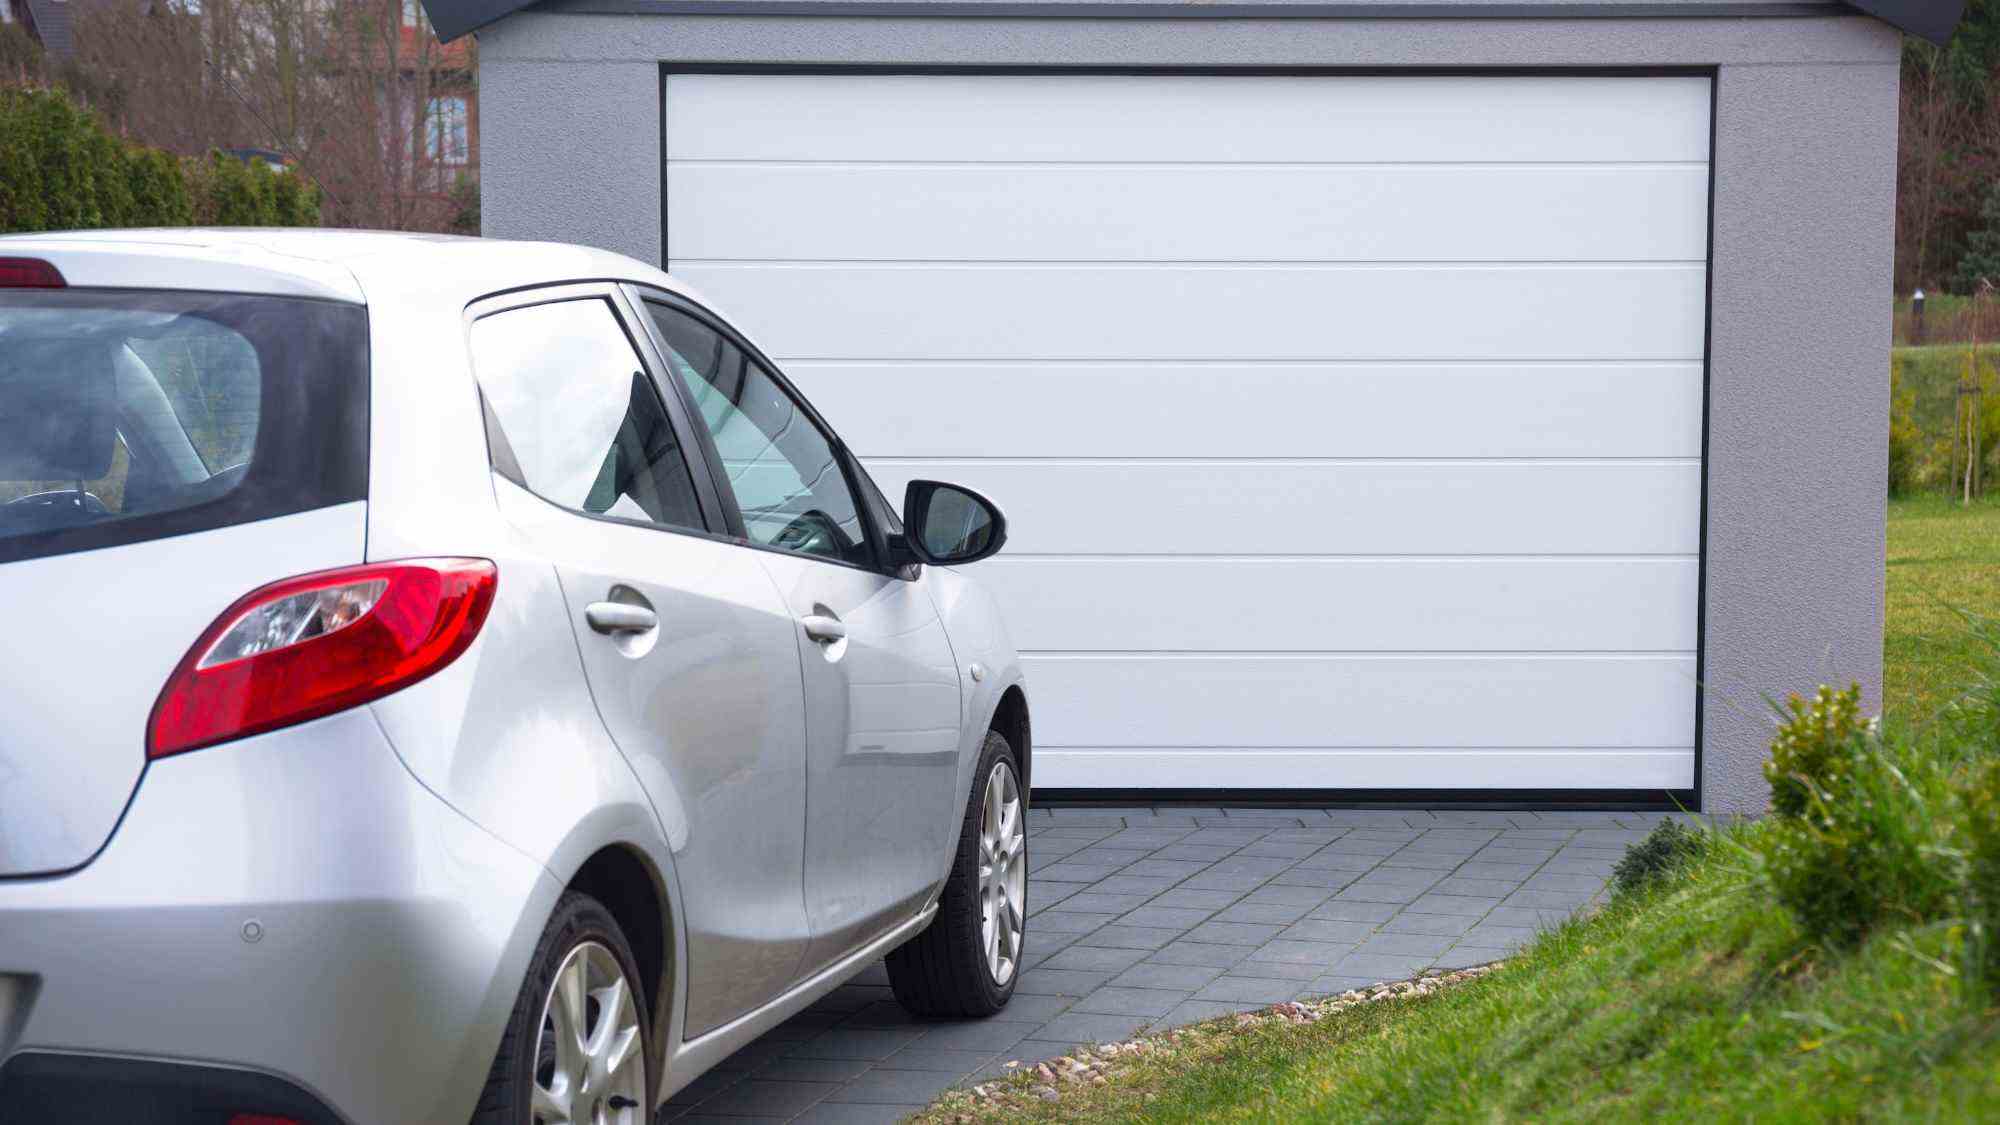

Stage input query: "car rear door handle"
[
  {"left": 800, "top": 614, "right": 847, "bottom": 644},
  {"left": 586, "top": 602, "right": 658, "bottom": 635}
]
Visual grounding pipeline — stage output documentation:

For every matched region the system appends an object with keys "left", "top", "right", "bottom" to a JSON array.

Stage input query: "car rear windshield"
[{"left": 0, "top": 289, "right": 368, "bottom": 565}]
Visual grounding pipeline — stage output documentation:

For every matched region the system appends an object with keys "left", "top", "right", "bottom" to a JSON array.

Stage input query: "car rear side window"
[
  {"left": 469, "top": 298, "right": 707, "bottom": 534},
  {"left": 0, "top": 289, "right": 367, "bottom": 566}
]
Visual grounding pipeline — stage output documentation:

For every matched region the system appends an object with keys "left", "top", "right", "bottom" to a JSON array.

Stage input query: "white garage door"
[{"left": 664, "top": 72, "right": 1708, "bottom": 794}]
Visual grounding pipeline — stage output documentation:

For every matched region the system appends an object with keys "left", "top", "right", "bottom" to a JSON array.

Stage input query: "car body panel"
[
  {"left": 0, "top": 707, "right": 558, "bottom": 1125},
  {"left": 753, "top": 551, "right": 965, "bottom": 978},
  {"left": 0, "top": 502, "right": 366, "bottom": 876},
  {"left": 0, "top": 229, "right": 1028, "bottom": 1123}
]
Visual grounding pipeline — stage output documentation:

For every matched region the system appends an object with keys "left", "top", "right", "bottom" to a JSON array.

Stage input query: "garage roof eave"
[{"left": 421, "top": 0, "right": 1961, "bottom": 47}]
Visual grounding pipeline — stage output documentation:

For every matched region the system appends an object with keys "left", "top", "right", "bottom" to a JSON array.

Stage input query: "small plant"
[
  {"left": 1611, "top": 819, "right": 1706, "bottom": 896},
  {"left": 1764, "top": 684, "right": 1869, "bottom": 819},
  {"left": 1964, "top": 758, "right": 2000, "bottom": 989}
]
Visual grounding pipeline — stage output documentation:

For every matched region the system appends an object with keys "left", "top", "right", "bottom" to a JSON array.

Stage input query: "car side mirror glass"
[{"left": 903, "top": 479, "right": 1006, "bottom": 566}]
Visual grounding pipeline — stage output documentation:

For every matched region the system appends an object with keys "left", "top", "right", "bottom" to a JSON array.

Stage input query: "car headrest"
[{"left": 0, "top": 336, "right": 117, "bottom": 481}]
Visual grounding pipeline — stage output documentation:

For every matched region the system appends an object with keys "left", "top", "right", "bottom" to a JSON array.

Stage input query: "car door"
[
  {"left": 635, "top": 293, "right": 966, "bottom": 977},
  {"left": 467, "top": 286, "right": 813, "bottom": 1036}
]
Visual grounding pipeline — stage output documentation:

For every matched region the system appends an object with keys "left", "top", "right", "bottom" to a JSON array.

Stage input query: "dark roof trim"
[{"left": 423, "top": 0, "right": 1960, "bottom": 46}]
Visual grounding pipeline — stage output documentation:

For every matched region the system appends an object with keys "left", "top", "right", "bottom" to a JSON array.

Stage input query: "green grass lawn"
[
  {"left": 921, "top": 838, "right": 2000, "bottom": 1122},
  {"left": 916, "top": 501, "right": 2000, "bottom": 1125},
  {"left": 1887, "top": 493, "right": 2000, "bottom": 717}
]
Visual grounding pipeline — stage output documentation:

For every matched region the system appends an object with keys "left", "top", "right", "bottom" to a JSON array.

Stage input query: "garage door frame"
[{"left": 658, "top": 63, "right": 1718, "bottom": 810}]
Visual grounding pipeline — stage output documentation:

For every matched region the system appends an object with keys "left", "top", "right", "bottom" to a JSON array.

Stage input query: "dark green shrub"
[
  {"left": 1611, "top": 819, "right": 1706, "bottom": 896},
  {"left": 267, "top": 166, "right": 318, "bottom": 227},
  {"left": 1763, "top": 684, "right": 1869, "bottom": 819},
  {"left": 1757, "top": 698, "right": 1960, "bottom": 949},
  {"left": 1890, "top": 359, "right": 1924, "bottom": 496},
  {"left": 125, "top": 147, "right": 192, "bottom": 227},
  {"left": 189, "top": 151, "right": 274, "bottom": 226}
]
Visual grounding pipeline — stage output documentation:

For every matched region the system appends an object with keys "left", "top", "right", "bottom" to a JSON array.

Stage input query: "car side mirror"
[{"left": 902, "top": 480, "right": 1006, "bottom": 566}]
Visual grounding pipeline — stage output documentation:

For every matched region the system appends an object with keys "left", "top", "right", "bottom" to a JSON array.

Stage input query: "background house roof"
[{"left": 420, "top": 0, "right": 1960, "bottom": 54}]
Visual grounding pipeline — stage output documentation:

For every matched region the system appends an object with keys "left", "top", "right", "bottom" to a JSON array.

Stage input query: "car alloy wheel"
[
  {"left": 978, "top": 758, "right": 1026, "bottom": 986},
  {"left": 532, "top": 940, "right": 646, "bottom": 1125}
]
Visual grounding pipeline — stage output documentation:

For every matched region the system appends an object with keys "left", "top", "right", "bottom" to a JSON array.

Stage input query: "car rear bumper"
[{"left": 0, "top": 707, "right": 559, "bottom": 1124}]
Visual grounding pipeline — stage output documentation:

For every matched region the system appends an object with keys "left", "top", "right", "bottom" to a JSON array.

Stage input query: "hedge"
[{"left": 0, "top": 85, "right": 318, "bottom": 233}]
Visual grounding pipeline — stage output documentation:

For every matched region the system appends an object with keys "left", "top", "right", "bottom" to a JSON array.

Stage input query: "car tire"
[
  {"left": 887, "top": 729, "right": 1026, "bottom": 1018},
  {"left": 472, "top": 891, "right": 653, "bottom": 1125}
]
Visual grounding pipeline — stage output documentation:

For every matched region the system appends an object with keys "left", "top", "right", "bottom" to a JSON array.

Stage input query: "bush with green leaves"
[
  {"left": 1611, "top": 818, "right": 1706, "bottom": 896},
  {"left": 1763, "top": 684, "right": 1870, "bottom": 819},
  {"left": 0, "top": 85, "right": 314, "bottom": 233}
]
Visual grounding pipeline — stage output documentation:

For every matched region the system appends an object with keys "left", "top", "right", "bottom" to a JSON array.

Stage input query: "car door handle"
[
  {"left": 586, "top": 602, "right": 658, "bottom": 635},
  {"left": 800, "top": 614, "right": 847, "bottom": 644}
]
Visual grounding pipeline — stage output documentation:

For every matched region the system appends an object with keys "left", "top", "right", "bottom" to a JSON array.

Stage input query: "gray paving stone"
[
  {"left": 1307, "top": 975, "right": 1391, "bottom": 995},
  {"left": 1430, "top": 876, "right": 1521, "bottom": 897},
  {"left": 1295, "top": 851, "right": 1384, "bottom": 873},
  {"left": 1057, "top": 891, "right": 1153, "bottom": 914},
  {"left": 692, "top": 1078, "right": 841, "bottom": 1116},
  {"left": 1354, "top": 932, "right": 1457, "bottom": 957},
  {"left": 1212, "top": 901, "right": 1317, "bottom": 925},
  {"left": 1148, "top": 887, "right": 1246, "bottom": 910},
  {"left": 1267, "top": 867, "right": 1361, "bottom": 891},
  {"left": 1044, "top": 944, "right": 1150, "bottom": 972},
  {"left": 1453, "top": 861, "right": 1542, "bottom": 881},
  {"left": 1092, "top": 874, "right": 1184, "bottom": 896},
  {"left": 823, "top": 1068, "right": 965, "bottom": 1105},
  {"left": 1011, "top": 968, "right": 1115, "bottom": 996},
  {"left": 1151, "top": 843, "right": 1240, "bottom": 862},
  {"left": 1379, "top": 850, "right": 1474, "bottom": 870},
  {"left": 1501, "top": 890, "right": 1597, "bottom": 911},
  {"left": 1330, "top": 883, "right": 1426, "bottom": 905},
  {"left": 878, "top": 1046, "right": 1000, "bottom": 1075},
  {"left": 1193, "top": 975, "right": 1303, "bottom": 1004},
  {"left": 1228, "top": 958, "right": 1328, "bottom": 981},
  {"left": 1241, "top": 883, "right": 1337, "bottom": 907},
  {"left": 1433, "top": 944, "right": 1512, "bottom": 969},
  {"left": 1483, "top": 905, "right": 1574, "bottom": 928},
  {"left": 1072, "top": 985, "right": 1190, "bottom": 1017},
  {"left": 1238, "top": 840, "right": 1323, "bottom": 859},
  {"left": 1033, "top": 1010, "right": 1153, "bottom": 1045},
  {"left": 1035, "top": 861, "right": 1128, "bottom": 883},
  {"left": 1121, "top": 859, "right": 1212, "bottom": 879},
  {"left": 754, "top": 1055, "right": 875, "bottom": 1083},
  {"left": 1068, "top": 847, "right": 1154, "bottom": 867},
  {"left": 1326, "top": 952, "right": 1434, "bottom": 983},
  {"left": 1179, "top": 828, "right": 1272, "bottom": 847},
  {"left": 1308, "top": 900, "right": 1401, "bottom": 923},
  {"left": 1379, "top": 911, "right": 1478, "bottom": 937},
  {"left": 1184, "top": 920, "right": 1287, "bottom": 945},
  {"left": 1406, "top": 893, "right": 1504, "bottom": 916},
  {"left": 1146, "top": 940, "right": 1257, "bottom": 968},
  {"left": 1077, "top": 924, "right": 1184, "bottom": 951},
  {"left": 1279, "top": 918, "right": 1379, "bottom": 944},
  {"left": 1119, "top": 905, "right": 1217, "bottom": 929},
  {"left": 1247, "top": 938, "right": 1358, "bottom": 965},
  {"left": 983, "top": 993, "right": 1076, "bottom": 1022},
  {"left": 1158, "top": 998, "right": 1265, "bottom": 1028},
  {"left": 1522, "top": 872, "right": 1611, "bottom": 894},
  {"left": 908, "top": 1019, "right": 1039, "bottom": 1053},
  {"left": 789, "top": 1027, "right": 928, "bottom": 1060},
  {"left": 792, "top": 1102, "right": 924, "bottom": 1124},
  {"left": 1110, "top": 961, "right": 1231, "bottom": 991},
  {"left": 1460, "top": 924, "right": 1539, "bottom": 949},
  {"left": 1034, "top": 909, "right": 1117, "bottom": 934}
]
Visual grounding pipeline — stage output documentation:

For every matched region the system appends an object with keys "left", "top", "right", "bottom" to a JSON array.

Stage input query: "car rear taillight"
[
  {"left": 0, "top": 257, "right": 65, "bottom": 287},
  {"left": 148, "top": 558, "right": 497, "bottom": 759}
]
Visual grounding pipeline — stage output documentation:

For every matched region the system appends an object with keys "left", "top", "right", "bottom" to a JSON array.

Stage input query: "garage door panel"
[
  {"left": 666, "top": 164, "right": 1709, "bottom": 263},
  {"left": 667, "top": 71, "right": 1709, "bottom": 793},
  {"left": 965, "top": 557, "right": 1698, "bottom": 652},
  {"left": 675, "top": 263, "right": 1706, "bottom": 363},
  {"left": 806, "top": 362, "right": 1703, "bottom": 459},
  {"left": 1036, "top": 750, "right": 1696, "bottom": 790},
  {"left": 1021, "top": 654, "right": 1696, "bottom": 748},
  {"left": 865, "top": 461, "right": 1701, "bottom": 556},
  {"left": 664, "top": 74, "right": 1711, "bottom": 164}
]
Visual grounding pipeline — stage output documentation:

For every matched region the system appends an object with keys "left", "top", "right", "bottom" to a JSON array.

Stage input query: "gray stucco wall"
[{"left": 478, "top": 11, "right": 1901, "bottom": 814}]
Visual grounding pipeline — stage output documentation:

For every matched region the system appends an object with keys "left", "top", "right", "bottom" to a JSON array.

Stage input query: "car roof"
[{"left": 0, "top": 228, "right": 693, "bottom": 309}]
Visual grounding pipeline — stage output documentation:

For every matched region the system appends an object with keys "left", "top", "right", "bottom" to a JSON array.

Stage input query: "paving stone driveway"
[{"left": 658, "top": 805, "right": 1668, "bottom": 1124}]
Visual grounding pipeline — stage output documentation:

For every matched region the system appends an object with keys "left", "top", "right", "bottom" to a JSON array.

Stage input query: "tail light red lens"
[
  {"left": 148, "top": 558, "right": 497, "bottom": 759},
  {"left": 0, "top": 257, "right": 64, "bottom": 287}
]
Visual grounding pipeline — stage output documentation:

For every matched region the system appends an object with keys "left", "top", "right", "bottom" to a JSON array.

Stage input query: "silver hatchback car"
[{"left": 0, "top": 231, "right": 1030, "bottom": 1124}]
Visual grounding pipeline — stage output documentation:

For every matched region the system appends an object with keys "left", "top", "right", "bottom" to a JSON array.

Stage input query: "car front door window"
[{"left": 645, "top": 304, "right": 872, "bottom": 567}]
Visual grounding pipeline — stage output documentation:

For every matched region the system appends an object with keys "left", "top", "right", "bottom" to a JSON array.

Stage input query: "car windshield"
[{"left": 0, "top": 288, "right": 368, "bottom": 564}]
